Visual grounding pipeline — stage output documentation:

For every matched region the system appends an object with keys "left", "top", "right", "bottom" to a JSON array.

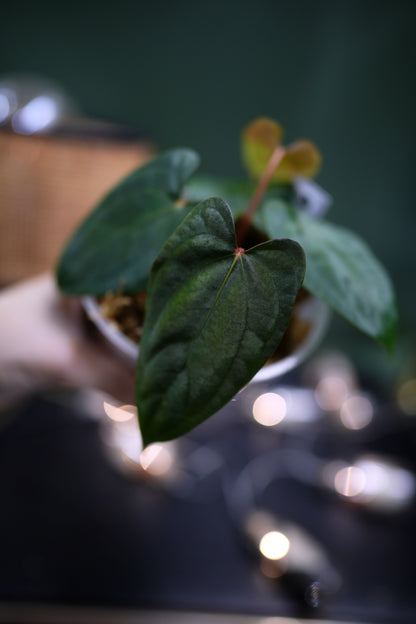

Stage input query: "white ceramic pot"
[{"left": 83, "top": 294, "right": 330, "bottom": 383}]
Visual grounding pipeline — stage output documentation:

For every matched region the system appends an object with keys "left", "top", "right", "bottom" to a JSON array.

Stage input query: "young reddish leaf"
[
  {"left": 241, "top": 117, "right": 284, "bottom": 179},
  {"left": 272, "top": 140, "right": 322, "bottom": 183},
  {"left": 241, "top": 117, "right": 322, "bottom": 182}
]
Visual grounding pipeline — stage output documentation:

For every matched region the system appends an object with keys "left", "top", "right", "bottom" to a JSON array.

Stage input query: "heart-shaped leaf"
[
  {"left": 241, "top": 117, "right": 321, "bottom": 183},
  {"left": 136, "top": 197, "right": 305, "bottom": 445},
  {"left": 262, "top": 200, "right": 397, "bottom": 351},
  {"left": 56, "top": 148, "right": 200, "bottom": 295}
]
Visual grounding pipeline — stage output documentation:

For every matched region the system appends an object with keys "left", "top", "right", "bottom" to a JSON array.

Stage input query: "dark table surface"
[{"left": 0, "top": 371, "right": 415, "bottom": 624}]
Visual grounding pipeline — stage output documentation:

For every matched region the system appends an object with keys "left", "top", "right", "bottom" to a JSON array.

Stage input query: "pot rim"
[{"left": 82, "top": 294, "right": 330, "bottom": 383}]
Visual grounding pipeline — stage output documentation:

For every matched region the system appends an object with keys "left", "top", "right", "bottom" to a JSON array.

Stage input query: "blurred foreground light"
[
  {"left": 259, "top": 531, "right": 290, "bottom": 560},
  {"left": 326, "top": 456, "right": 415, "bottom": 513},
  {"left": 339, "top": 394, "right": 373, "bottom": 430},
  {"left": 101, "top": 400, "right": 179, "bottom": 481},
  {"left": 103, "top": 402, "right": 136, "bottom": 422},
  {"left": 354, "top": 456, "right": 415, "bottom": 512},
  {"left": 258, "top": 619, "right": 309, "bottom": 624},
  {"left": 315, "top": 375, "right": 350, "bottom": 411},
  {"left": 243, "top": 386, "right": 320, "bottom": 429},
  {"left": 334, "top": 466, "right": 367, "bottom": 497},
  {"left": 11, "top": 95, "right": 59, "bottom": 134},
  {"left": 120, "top": 434, "right": 143, "bottom": 463},
  {"left": 139, "top": 443, "right": 175, "bottom": 477},
  {"left": 252, "top": 392, "right": 287, "bottom": 426},
  {"left": 101, "top": 399, "right": 143, "bottom": 465},
  {"left": 257, "top": 620, "right": 302, "bottom": 624},
  {"left": 244, "top": 509, "right": 342, "bottom": 603},
  {"left": 397, "top": 378, "right": 416, "bottom": 415}
]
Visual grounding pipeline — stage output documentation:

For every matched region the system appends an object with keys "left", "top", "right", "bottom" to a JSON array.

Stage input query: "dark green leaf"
[
  {"left": 184, "top": 173, "right": 294, "bottom": 219},
  {"left": 263, "top": 200, "right": 398, "bottom": 351},
  {"left": 136, "top": 197, "right": 305, "bottom": 445},
  {"left": 56, "top": 149, "right": 200, "bottom": 295}
]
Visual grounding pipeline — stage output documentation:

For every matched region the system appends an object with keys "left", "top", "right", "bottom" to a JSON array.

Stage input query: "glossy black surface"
[{"left": 0, "top": 385, "right": 415, "bottom": 623}]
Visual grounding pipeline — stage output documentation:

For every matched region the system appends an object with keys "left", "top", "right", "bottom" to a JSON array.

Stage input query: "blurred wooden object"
[{"left": 0, "top": 129, "right": 154, "bottom": 285}]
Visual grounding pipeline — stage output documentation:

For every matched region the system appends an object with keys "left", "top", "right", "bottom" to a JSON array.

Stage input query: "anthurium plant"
[{"left": 56, "top": 117, "right": 397, "bottom": 446}]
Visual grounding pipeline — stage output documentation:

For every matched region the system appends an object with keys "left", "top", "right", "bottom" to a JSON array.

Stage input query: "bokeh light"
[
  {"left": 11, "top": 95, "right": 59, "bottom": 134},
  {"left": 259, "top": 531, "right": 290, "bottom": 560},
  {"left": 334, "top": 465, "right": 367, "bottom": 498},
  {"left": 252, "top": 392, "right": 287, "bottom": 426},
  {"left": 340, "top": 394, "right": 373, "bottom": 430},
  {"left": 315, "top": 375, "right": 350, "bottom": 411},
  {"left": 103, "top": 402, "right": 136, "bottom": 422},
  {"left": 139, "top": 443, "right": 175, "bottom": 477}
]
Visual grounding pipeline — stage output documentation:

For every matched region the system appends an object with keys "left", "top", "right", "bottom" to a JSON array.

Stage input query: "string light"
[
  {"left": 315, "top": 375, "right": 350, "bottom": 411},
  {"left": 243, "top": 509, "right": 341, "bottom": 604},
  {"left": 103, "top": 402, "right": 136, "bottom": 423},
  {"left": 252, "top": 392, "right": 287, "bottom": 426},
  {"left": 334, "top": 465, "right": 367, "bottom": 498},
  {"left": 324, "top": 456, "right": 415, "bottom": 513},
  {"left": 139, "top": 443, "right": 176, "bottom": 477},
  {"left": 259, "top": 531, "right": 290, "bottom": 560},
  {"left": 339, "top": 394, "right": 373, "bottom": 430}
]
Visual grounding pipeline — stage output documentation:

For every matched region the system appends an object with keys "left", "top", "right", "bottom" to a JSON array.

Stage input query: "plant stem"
[{"left": 236, "top": 145, "right": 286, "bottom": 246}]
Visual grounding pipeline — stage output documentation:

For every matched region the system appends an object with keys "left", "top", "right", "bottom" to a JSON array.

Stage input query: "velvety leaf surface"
[
  {"left": 136, "top": 197, "right": 305, "bottom": 445},
  {"left": 263, "top": 200, "right": 397, "bottom": 351},
  {"left": 56, "top": 149, "right": 200, "bottom": 295}
]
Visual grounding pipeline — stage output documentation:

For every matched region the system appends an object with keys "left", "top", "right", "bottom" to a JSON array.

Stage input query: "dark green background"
[{"left": 1, "top": 0, "right": 415, "bottom": 385}]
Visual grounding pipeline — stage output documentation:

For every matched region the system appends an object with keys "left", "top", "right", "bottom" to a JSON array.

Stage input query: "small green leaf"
[
  {"left": 263, "top": 200, "right": 398, "bottom": 351},
  {"left": 56, "top": 148, "right": 200, "bottom": 295},
  {"left": 136, "top": 197, "right": 305, "bottom": 445}
]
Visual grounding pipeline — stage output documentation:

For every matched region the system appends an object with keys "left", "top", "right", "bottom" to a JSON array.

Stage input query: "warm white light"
[
  {"left": 334, "top": 465, "right": 366, "bottom": 497},
  {"left": 139, "top": 444, "right": 174, "bottom": 476},
  {"left": 397, "top": 378, "right": 416, "bottom": 415},
  {"left": 355, "top": 457, "right": 416, "bottom": 511},
  {"left": 11, "top": 95, "right": 59, "bottom": 134},
  {"left": 103, "top": 402, "right": 136, "bottom": 422},
  {"left": 120, "top": 435, "right": 143, "bottom": 463},
  {"left": 325, "top": 456, "right": 415, "bottom": 512},
  {"left": 101, "top": 401, "right": 143, "bottom": 464},
  {"left": 315, "top": 375, "right": 350, "bottom": 411},
  {"left": 252, "top": 392, "right": 287, "bottom": 426},
  {"left": 258, "top": 619, "right": 298, "bottom": 624},
  {"left": 259, "top": 531, "right": 290, "bottom": 560},
  {"left": 340, "top": 394, "right": 373, "bottom": 430}
]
